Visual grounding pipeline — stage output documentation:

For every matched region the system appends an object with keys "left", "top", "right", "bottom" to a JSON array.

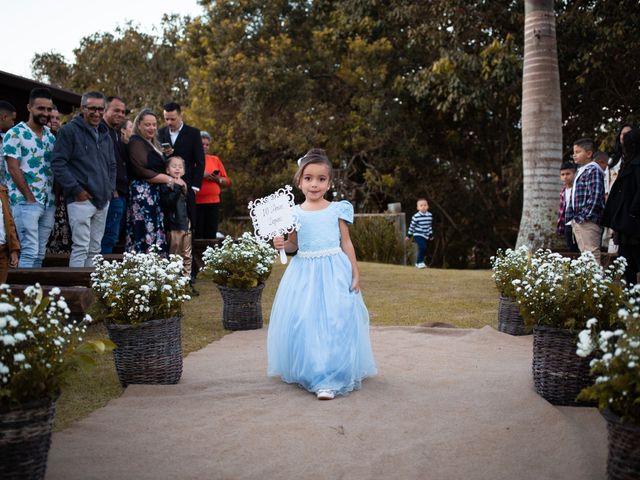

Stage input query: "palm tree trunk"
[{"left": 516, "top": 0, "right": 562, "bottom": 249}]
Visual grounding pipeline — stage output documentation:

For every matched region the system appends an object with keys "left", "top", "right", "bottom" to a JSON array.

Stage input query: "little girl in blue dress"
[{"left": 268, "top": 148, "right": 377, "bottom": 400}]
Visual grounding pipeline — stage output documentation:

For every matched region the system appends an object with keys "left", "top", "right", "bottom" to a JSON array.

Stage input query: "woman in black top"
[
  {"left": 602, "top": 128, "right": 640, "bottom": 285},
  {"left": 126, "top": 108, "right": 186, "bottom": 253}
]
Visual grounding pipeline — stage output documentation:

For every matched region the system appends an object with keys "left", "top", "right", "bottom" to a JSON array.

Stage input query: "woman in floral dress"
[{"left": 126, "top": 109, "right": 186, "bottom": 253}]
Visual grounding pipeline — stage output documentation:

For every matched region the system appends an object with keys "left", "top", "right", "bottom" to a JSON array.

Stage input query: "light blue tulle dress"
[{"left": 267, "top": 200, "right": 377, "bottom": 396}]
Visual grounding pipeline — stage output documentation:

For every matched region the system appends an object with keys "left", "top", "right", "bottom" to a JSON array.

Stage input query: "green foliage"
[
  {"left": 577, "top": 287, "right": 640, "bottom": 423},
  {"left": 556, "top": 0, "right": 640, "bottom": 151},
  {"left": 218, "top": 218, "right": 253, "bottom": 239},
  {"left": 31, "top": 16, "right": 191, "bottom": 112},
  {"left": 201, "top": 232, "right": 277, "bottom": 288},
  {"left": 350, "top": 215, "right": 405, "bottom": 264},
  {"left": 490, "top": 246, "right": 530, "bottom": 298},
  {"left": 513, "top": 250, "right": 626, "bottom": 331},
  {"left": 0, "top": 285, "right": 113, "bottom": 409},
  {"left": 30, "top": 1, "right": 640, "bottom": 266},
  {"left": 90, "top": 251, "right": 191, "bottom": 325},
  {"left": 182, "top": 0, "right": 525, "bottom": 267}
]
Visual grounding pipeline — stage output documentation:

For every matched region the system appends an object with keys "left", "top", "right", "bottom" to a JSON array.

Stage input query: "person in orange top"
[{"left": 196, "top": 131, "right": 231, "bottom": 239}]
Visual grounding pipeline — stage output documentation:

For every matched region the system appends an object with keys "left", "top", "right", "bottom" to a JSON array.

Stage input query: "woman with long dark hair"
[{"left": 602, "top": 127, "right": 640, "bottom": 284}]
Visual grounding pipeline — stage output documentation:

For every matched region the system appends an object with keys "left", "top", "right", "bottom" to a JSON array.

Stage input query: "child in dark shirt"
[
  {"left": 557, "top": 161, "right": 579, "bottom": 252},
  {"left": 159, "top": 156, "right": 192, "bottom": 280},
  {"left": 405, "top": 198, "right": 433, "bottom": 268}
]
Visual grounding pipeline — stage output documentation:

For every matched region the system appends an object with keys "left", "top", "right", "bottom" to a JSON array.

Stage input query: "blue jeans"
[
  {"left": 414, "top": 236, "right": 428, "bottom": 264},
  {"left": 12, "top": 202, "right": 56, "bottom": 268},
  {"left": 101, "top": 196, "right": 126, "bottom": 254}
]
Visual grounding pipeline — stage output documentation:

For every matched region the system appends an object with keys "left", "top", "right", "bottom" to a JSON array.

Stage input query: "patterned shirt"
[
  {"left": 1, "top": 121, "right": 55, "bottom": 207},
  {"left": 407, "top": 211, "right": 433, "bottom": 239},
  {"left": 566, "top": 162, "right": 605, "bottom": 225}
]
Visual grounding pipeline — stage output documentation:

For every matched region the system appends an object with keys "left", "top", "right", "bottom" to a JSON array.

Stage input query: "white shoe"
[
  {"left": 416, "top": 263, "right": 426, "bottom": 269},
  {"left": 316, "top": 389, "right": 335, "bottom": 400}
]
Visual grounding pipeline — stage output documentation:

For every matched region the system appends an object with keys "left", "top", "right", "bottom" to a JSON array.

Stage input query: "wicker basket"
[
  {"left": 497, "top": 295, "right": 528, "bottom": 335},
  {"left": 217, "top": 284, "right": 264, "bottom": 330},
  {"left": 603, "top": 409, "right": 640, "bottom": 480},
  {"left": 532, "top": 325, "right": 594, "bottom": 405},
  {"left": 106, "top": 316, "right": 183, "bottom": 387},
  {"left": 0, "top": 394, "right": 58, "bottom": 480}
]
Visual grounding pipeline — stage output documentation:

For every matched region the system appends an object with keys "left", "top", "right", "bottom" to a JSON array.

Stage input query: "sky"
[{"left": 1, "top": 0, "right": 205, "bottom": 80}]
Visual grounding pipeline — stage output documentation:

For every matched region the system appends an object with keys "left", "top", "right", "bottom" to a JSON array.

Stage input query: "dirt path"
[{"left": 47, "top": 326, "right": 606, "bottom": 479}]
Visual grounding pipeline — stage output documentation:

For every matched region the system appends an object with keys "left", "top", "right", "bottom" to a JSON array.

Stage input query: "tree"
[
  {"left": 183, "top": 0, "right": 525, "bottom": 266},
  {"left": 33, "top": 0, "right": 639, "bottom": 266},
  {"left": 516, "top": 0, "right": 561, "bottom": 249},
  {"left": 31, "top": 16, "right": 190, "bottom": 112},
  {"left": 30, "top": 52, "right": 71, "bottom": 88},
  {"left": 556, "top": 0, "right": 640, "bottom": 152}
]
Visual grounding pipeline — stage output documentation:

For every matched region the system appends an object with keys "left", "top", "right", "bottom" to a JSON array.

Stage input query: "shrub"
[
  {"left": 490, "top": 246, "right": 530, "bottom": 298},
  {"left": 577, "top": 285, "right": 640, "bottom": 423},
  {"left": 0, "top": 285, "right": 111, "bottom": 409},
  {"left": 513, "top": 250, "right": 626, "bottom": 332},
  {"left": 201, "top": 232, "right": 277, "bottom": 288},
  {"left": 351, "top": 215, "right": 405, "bottom": 264},
  {"left": 91, "top": 251, "right": 191, "bottom": 325}
]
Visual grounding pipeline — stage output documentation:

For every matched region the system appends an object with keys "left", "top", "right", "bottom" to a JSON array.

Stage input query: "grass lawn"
[{"left": 54, "top": 262, "right": 498, "bottom": 430}]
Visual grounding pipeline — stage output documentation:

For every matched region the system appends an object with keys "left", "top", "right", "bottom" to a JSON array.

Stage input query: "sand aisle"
[{"left": 47, "top": 326, "right": 606, "bottom": 480}]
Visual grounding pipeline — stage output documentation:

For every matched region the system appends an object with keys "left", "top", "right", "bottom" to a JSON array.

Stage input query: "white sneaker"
[
  {"left": 316, "top": 389, "right": 335, "bottom": 400},
  {"left": 416, "top": 262, "right": 426, "bottom": 269}
]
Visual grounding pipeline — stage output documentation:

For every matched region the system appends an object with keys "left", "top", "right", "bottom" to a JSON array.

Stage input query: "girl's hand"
[
  {"left": 273, "top": 235, "right": 285, "bottom": 250},
  {"left": 350, "top": 275, "right": 361, "bottom": 293},
  {"left": 175, "top": 178, "right": 187, "bottom": 191}
]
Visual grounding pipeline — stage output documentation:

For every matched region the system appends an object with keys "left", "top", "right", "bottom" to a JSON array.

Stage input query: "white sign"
[{"left": 248, "top": 185, "right": 299, "bottom": 264}]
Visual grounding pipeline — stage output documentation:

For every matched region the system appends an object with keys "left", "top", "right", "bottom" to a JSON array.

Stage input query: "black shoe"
[{"left": 189, "top": 282, "right": 200, "bottom": 297}]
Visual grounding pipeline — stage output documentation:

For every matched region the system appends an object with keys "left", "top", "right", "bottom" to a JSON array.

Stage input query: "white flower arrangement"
[
  {"left": 90, "top": 251, "right": 191, "bottom": 325},
  {"left": 577, "top": 285, "right": 640, "bottom": 422},
  {"left": 0, "top": 284, "right": 109, "bottom": 409},
  {"left": 490, "top": 246, "right": 530, "bottom": 298},
  {"left": 513, "top": 249, "right": 627, "bottom": 331},
  {"left": 201, "top": 232, "right": 277, "bottom": 288}
]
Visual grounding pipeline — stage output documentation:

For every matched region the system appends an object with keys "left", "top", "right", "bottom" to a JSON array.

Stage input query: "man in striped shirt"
[{"left": 406, "top": 198, "right": 433, "bottom": 268}]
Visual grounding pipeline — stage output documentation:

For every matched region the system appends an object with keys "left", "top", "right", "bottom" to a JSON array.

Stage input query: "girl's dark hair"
[
  {"left": 621, "top": 128, "right": 640, "bottom": 165},
  {"left": 293, "top": 148, "right": 333, "bottom": 185},
  {"left": 610, "top": 124, "right": 634, "bottom": 168}
]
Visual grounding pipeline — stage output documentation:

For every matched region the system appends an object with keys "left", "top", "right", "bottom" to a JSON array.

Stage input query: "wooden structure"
[{"left": 0, "top": 70, "right": 81, "bottom": 122}]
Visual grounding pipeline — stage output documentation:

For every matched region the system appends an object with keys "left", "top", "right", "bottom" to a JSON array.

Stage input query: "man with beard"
[
  {"left": 100, "top": 96, "right": 128, "bottom": 254},
  {"left": 2, "top": 88, "right": 56, "bottom": 267},
  {"left": 51, "top": 91, "right": 116, "bottom": 267}
]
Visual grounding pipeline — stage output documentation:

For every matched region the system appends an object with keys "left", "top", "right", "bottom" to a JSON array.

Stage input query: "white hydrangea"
[{"left": 91, "top": 250, "right": 191, "bottom": 325}]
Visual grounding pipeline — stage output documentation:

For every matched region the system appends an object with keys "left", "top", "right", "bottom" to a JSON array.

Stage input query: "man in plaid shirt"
[{"left": 565, "top": 137, "right": 605, "bottom": 264}]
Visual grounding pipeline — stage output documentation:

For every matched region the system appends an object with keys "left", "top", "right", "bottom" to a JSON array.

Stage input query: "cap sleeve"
[{"left": 337, "top": 200, "right": 354, "bottom": 224}]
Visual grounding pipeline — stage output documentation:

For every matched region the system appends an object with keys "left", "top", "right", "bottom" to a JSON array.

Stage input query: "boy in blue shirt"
[{"left": 406, "top": 198, "right": 433, "bottom": 269}]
